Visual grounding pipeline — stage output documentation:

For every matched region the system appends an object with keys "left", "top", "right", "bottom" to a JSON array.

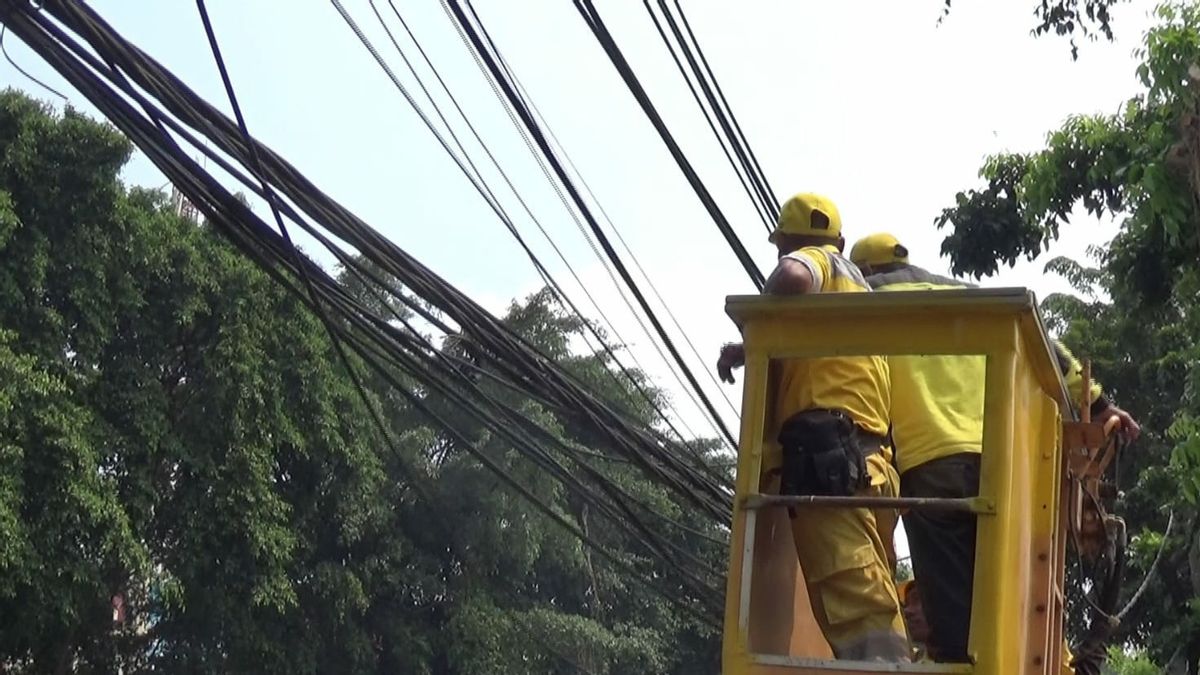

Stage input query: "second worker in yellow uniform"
[
  {"left": 718, "top": 195, "right": 908, "bottom": 661},
  {"left": 849, "top": 232, "right": 1141, "bottom": 665}
]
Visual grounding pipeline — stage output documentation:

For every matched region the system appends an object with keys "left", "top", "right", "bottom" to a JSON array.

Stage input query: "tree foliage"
[
  {"left": 0, "top": 89, "right": 724, "bottom": 673},
  {"left": 943, "top": 0, "right": 1125, "bottom": 59},
  {"left": 1037, "top": 254, "right": 1198, "bottom": 670},
  {"left": 936, "top": 2, "right": 1200, "bottom": 293},
  {"left": 936, "top": 4, "right": 1200, "bottom": 670},
  {"left": 1106, "top": 646, "right": 1164, "bottom": 675}
]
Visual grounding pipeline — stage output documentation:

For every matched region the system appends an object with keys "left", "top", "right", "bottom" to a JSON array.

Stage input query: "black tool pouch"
[{"left": 777, "top": 409, "right": 868, "bottom": 498}]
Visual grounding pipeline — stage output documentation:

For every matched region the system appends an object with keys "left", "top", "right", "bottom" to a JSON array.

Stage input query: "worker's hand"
[
  {"left": 1095, "top": 404, "right": 1142, "bottom": 443},
  {"left": 717, "top": 343, "right": 745, "bottom": 384}
]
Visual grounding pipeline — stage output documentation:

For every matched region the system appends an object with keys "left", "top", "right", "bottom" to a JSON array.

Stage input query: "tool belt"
[{"left": 777, "top": 409, "right": 884, "bottom": 498}]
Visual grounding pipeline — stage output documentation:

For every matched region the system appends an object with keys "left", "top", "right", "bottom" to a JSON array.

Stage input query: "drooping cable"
[
  {"left": 643, "top": 1, "right": 772, "bottom": 229},
  {"left": 365, "top": 0, "right": 709, "bottom": 449},
  {"left": 463, "top": 9, "right": 740, "bottom": 421},
  {"left": 332, "top": 0, "right": 713, "bottom": 454},
  {"left": 322, "top": 0, "right": 720, "bottom": 479},
  {"left": 442, "top": 0, "right": 740, "bottom": 449},
  {"left": 668, "top": 0, "right": 778, "bottom": 214},
  {"left": 212, "top": 0, "right": 729, "bottom": 509},
  {"left": 1, "top": 24, "right": 66, "bottom": 101},
  {"left": 191, "top": 0, "right": 466, "bottom": 560},
  {"left": 439, "top": 0, "right": 738, "bottom": 447},
  {"left": 568, "top": 0, "right": 766, "bottom": 289},
  {"left": 0, "top": 0, "right": 733, "bottom": 617}
]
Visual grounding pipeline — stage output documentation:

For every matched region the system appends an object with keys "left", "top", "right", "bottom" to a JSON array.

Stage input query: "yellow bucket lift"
[{"left": 721, "top": 288, "right": 1121, "bottom": 675}]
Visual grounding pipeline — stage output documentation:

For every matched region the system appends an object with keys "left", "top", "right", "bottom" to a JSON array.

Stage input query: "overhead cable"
[
  {"left": 365, "top": 0, "right": 710, "bottom": 449},
  {"left": 0, "top": 0, "right": 732, "bottom": 621},
  {"left": 641, "top": 0, "right": 775, "bottom": 231},
  {"left": 570, "top": 0, "right": 766, "bottom": 289},
  {"left": 442, "top": 0, "right": 740, "bottom": 446},
  {"left": 443, "top": 0, "right": 740, "bottom": 449},
  {"left": 667, "top": 0, "right": 779, "bottom": 215},
  {"left": 463, "top": 9, "right": 740, "bottom": 421}
]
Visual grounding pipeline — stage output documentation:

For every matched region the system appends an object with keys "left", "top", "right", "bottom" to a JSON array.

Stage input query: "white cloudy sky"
[{"left": 0, "top": 0, "right": 1161, "bottom": 556}]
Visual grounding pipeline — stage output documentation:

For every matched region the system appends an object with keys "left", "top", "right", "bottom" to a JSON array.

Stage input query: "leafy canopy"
[
  {"left": 0, "top": 89, "right": 725, "bottom": 674},
  {"left": 935, "top": 4, "right": 1200, "bottom": 669}
]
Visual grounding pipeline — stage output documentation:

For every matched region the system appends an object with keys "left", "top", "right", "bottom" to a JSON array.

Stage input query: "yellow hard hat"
[
  {"left": 850, "top": 232, "right": 909, "bottom": 267},
  {"left": 897, "top": 578, "right": 916, "bottom": 604},
  {"left": 769, "top": 193, "right": 842, "bottom": 243}
]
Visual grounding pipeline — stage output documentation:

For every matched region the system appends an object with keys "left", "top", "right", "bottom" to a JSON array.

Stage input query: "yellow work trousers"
[{"left": 787, "top": 453, "right": 909, "bottom": 661}]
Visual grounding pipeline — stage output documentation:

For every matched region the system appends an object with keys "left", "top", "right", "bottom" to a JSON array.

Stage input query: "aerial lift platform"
[{"left": 722, "top": 288, "right": 1122, "bottom": 675}]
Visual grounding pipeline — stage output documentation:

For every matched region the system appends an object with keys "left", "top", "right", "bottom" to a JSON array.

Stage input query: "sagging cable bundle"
[{"left": 0, "top": 0, "right": 731, "bottom": 624}]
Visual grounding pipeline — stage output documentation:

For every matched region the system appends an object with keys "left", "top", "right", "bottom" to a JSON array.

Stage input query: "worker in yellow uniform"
[
  {"left": 905, "top": 576, "right": 1078, "bottom": 671},
  {"left": 848, "top": 233, "right": 1141, "bottom": 664},
  {"left": 718, "top": 195, "right": 908, "bottom": 661},
  {"left": 897, "top": 580, "right": 931, "bottom": 662}
]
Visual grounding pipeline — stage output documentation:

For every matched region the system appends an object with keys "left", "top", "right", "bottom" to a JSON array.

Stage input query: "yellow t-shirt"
[
  {"left": 868, "top": 267, "right": 984, "bottom": 474},
  {"left": 867, "top": 265, "right": 1105, "bottom": 474},
  {"left": 1056, "top": 342, "right": 1103, "bottom": 410},
  {"left": 771, "top": 245, "right": 891, "bottom": 460}
]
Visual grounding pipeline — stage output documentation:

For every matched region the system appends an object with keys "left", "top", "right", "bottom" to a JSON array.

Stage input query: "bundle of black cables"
[{"left": 0, "top": 0, "right": 735, "bottom": 624}]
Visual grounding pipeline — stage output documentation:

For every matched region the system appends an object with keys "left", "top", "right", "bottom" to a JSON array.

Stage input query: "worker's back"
[
  {"left": 865, "top": 265, "right": 982, "bottom": 474},
  {"left": 775, "top": 244, "right": 890, "bottom": 440},
  {"left": 865, "top": 265, "right": 1103, "bottom": 475}
]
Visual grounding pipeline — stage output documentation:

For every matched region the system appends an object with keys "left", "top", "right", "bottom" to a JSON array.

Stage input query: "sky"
[{"left": 0, "top": 0, "right": 1162, "bottom": 557}]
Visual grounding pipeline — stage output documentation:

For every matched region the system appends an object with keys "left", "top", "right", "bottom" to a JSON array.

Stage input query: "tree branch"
[{"left": 1116, "top": 510, "right": 1175, "bottom": 622}]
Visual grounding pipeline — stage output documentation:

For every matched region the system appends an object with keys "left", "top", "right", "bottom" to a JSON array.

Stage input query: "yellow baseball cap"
[
  {"left": 849, "top": 232, "right": 909, "bottom": 267},
  {"left": 768, "top": 193, "right": 842, "bottom": 243}
]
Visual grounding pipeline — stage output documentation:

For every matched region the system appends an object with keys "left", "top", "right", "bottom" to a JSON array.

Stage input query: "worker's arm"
[
  {"left": 764, "top": 247, "right": 826, "bottom": 296},
  {"left": 717, "top": 343, "right": 745, "bottom": 383},
  {"left": 719, "top": 250, "right": 824, "bottom": 383},
  {"left": 1053, "top": 340, "right": 1141, "bottom": 441},
  {"left": 764, "top": 257, "right": 816, "bottom": 295}
]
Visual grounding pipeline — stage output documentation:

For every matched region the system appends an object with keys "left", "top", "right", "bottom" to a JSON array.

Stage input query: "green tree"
[
  {"left": 935, "top": 3, "right": 1200, "bottom": 670},
  {"left": 942, "top": 0, "right": 1125, "bottom": 59},
  {"left": 1036, "top": 254, "right": 1197, "bottom": 669},
  {"left": 0, "top": 88, "right": 725, "bottom": 673},
  {"left": 1106, "top": 646, "right": 1164, "bottom": 675},
  {"left": 0, "top": 90, "right": 420, "bottom": 673},
  {"left": 400, "top": 286, "right": 726, "bottom": 674}
]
